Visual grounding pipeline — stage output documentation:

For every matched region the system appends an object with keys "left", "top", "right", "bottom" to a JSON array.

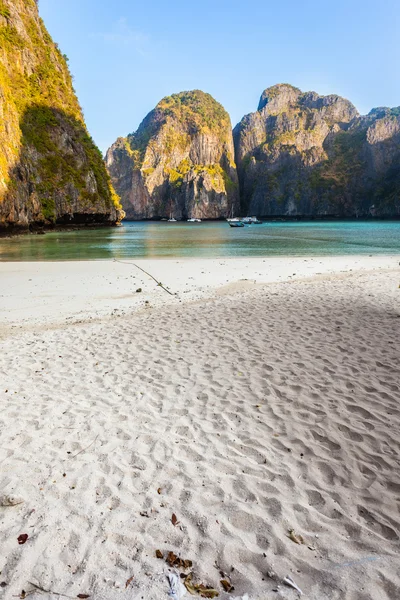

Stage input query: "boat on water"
[
  {"left": 226, "top": 208, "right": 259, "bottom": 227},
  {"left": 242, "top": 216, "right": 262, "bottom": 224},
  {"left": 168, "top": 218, "right": 177, "bottom": 222},
  {"left": 226, "top": 205, "right": 242, "bottom": 223},
  {"left": 187, "top": 218, "right": 202, "bottom": 222}
]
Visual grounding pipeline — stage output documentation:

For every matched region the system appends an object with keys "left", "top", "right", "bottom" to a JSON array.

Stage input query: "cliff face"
[
  {"left": 234, "top": 84, "right": 400, "bottom": 217},
  {"left": 106, "top": 90, "right": 239, "bottom": 220},
  {"left": 0, "top": 0, "right": 122, "bottom": 230}
]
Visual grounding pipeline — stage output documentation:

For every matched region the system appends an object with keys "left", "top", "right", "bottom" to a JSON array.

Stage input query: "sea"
[{"left": 0, "top": 220, "right": 399, "bottom": 261}]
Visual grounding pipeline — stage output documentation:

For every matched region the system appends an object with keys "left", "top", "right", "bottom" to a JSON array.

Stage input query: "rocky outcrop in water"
[
  {"left": 0, "top": 0, "right": 122, "bottom": 230},
  {"left": 233, "top": 84, "right": 400, "bottom": 217},
  {"left": 106, "top": 90, "right": 239, "bottom": 220}
]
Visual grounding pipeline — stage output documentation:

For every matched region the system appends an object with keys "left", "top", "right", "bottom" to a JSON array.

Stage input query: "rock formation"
[
  {"left": 0, "top": 0, "right": 122, "bottom": 230},
  {"left": 106, "top": 90, "right": 239, "bottom": 220},
  {"left": 233, "top": 84, "right": 400, "bottom": 217}
]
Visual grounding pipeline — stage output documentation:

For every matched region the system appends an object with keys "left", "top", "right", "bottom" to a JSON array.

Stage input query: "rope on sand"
[{"left": 113, "top": 259, "right": 176, "bottom": 296}]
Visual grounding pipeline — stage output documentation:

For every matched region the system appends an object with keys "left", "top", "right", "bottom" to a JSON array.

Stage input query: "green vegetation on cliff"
[
  {"left": 310, "top": 129, "right": 367, "bottom": 192},
  {"left": 157, "top": 90, "right": 231, "bottom": 136},
  {"left": 0, "top": 0, "right": 121, "bottom": 227},
  {"left": 126, "top": 90, "right": 234, "bottom": 171}
]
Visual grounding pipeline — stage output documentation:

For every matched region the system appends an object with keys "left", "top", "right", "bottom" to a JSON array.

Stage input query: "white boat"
[
  {"left": 242, "top": 216, "right": 262, "bottom": 224},
  {"left": 226, "top": 205, "right": 242, "bottom": 223},
  {"left": 187, "top": 218, "right": 202, "bottom": 222},
  {"left": 228, "top": 220, "right": 245, "bottom": 228},
  {"left": 168, "top": 218, "right": 177, "bottom": 222}
]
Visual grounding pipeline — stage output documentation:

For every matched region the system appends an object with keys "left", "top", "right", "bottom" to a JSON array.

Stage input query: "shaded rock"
[{"left": 233, "top": 84, "right": 400, "bottom": 217}]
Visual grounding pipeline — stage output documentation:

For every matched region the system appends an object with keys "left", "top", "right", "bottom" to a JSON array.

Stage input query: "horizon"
[{"left": 40, "top": 0, "right": 400, "bottom": 154}]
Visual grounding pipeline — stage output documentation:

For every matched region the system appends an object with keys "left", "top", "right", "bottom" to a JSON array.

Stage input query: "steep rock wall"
[
  {"left": 233, "top": 84, "right": 400, "bottom": 217},
  {"left": 0, "top": 0, "right": 122, "bottom": 230}
]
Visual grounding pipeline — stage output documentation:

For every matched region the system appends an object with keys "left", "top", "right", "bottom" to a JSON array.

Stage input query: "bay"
[{"left": 0, "top": 220, "right": 399, "bottom": 261}]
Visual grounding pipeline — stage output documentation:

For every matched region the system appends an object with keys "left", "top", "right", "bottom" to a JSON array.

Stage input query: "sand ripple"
[{"left": 0, "top": 270, "right": 399, "bottom": 599}]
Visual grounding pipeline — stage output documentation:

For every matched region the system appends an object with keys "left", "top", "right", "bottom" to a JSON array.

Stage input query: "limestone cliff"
[
  {"left": 0, "top": 0, "right": 122, "bottom": 230},
  {"left": 234, "top": 84, "right": 400, "bottom": 217},
  {"left": 106, "top": 90, "right": 239, "bottom": 220}
]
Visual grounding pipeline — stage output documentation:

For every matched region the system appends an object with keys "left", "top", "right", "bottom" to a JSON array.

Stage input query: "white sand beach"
[{"left": 0, "top": 256, "right": 400, "bottom": 600}]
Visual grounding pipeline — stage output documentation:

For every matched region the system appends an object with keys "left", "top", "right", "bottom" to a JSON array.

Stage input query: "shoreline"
[
  {"left": 1, "top": 251, "right": 399, "bottom": 262},
  {"left": 0, "top": 255, "right": 399, "bottom": 330},
  {"left": 0, "top": 222, "right": 122, "bottom": 240}
]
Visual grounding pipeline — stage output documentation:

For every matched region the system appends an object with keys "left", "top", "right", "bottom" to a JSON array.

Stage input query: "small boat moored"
[
  {"left": 228, "top": 221, "right": 245, "bottom": 227},
  {"left": 226, "top": 205, "right": 242, "bottom": 224},
  {"left": 242, "top": 216, "right": 262, "bottom": 224},
  {"left": 187, "top": 218, "right": 202, "bottom": 222}
]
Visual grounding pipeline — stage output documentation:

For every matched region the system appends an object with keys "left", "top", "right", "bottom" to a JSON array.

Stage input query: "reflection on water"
[{"left": 0, "top": 221, "right": 399, "bottom": 261}]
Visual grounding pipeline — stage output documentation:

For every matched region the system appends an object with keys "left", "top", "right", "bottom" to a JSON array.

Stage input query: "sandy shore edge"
[{"left": 0, "top": 255, "right": 399, "bottom": 332}]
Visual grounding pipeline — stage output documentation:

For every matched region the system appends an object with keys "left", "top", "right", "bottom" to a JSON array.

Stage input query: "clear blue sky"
[{"left": 40, "top": 0, "right": 400, "bottom": 154}]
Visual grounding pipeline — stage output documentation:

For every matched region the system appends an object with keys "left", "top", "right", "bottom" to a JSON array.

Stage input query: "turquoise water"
[{"left": 0, "top": 221, "right": 399, "bottom": 261}]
